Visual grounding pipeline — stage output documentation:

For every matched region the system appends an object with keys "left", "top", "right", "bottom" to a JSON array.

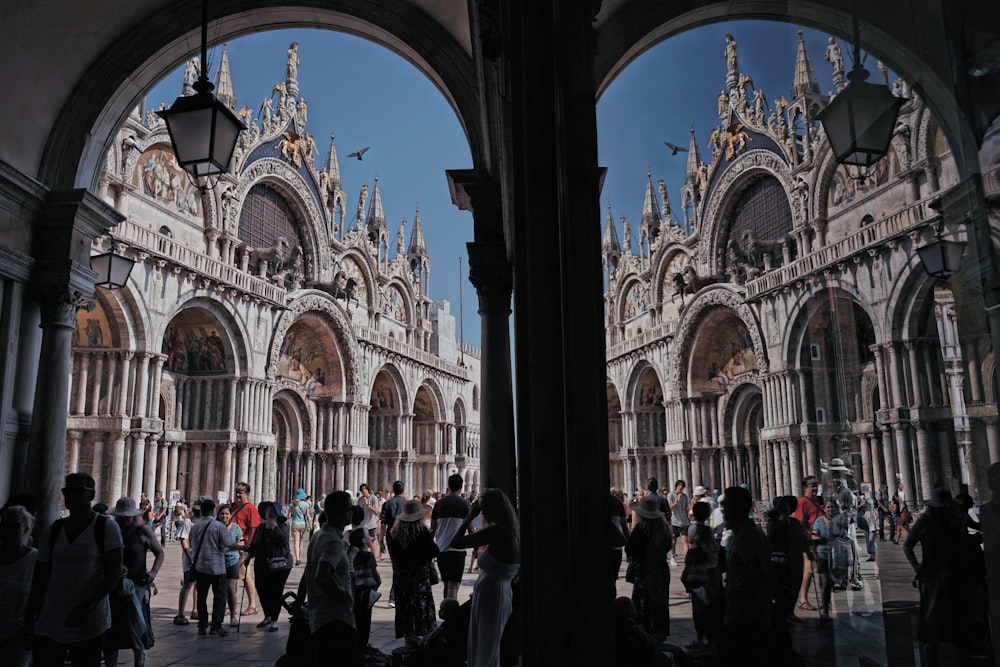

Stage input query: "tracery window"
[
  {"left": 238, "top": 184, "right": 301, "bottom": 249},
  {"left": 725, "top": 175, "right": 792, "bottom": 268}
]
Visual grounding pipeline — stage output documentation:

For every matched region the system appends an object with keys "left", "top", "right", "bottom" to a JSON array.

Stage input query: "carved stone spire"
[
  {"left": 602, "top": 203, "right": 621, "bottom": 255},
  {"left": 791, "top": 30, "right": 822, "bottom": 100},
  {"left": 366, "top": 173, "right": 386, "bottom": 233},
  {"left": 407, "top": 205, "right": 428, "bottom": 257},
  {"left": 324, "top": 129, "right": 342, "bottom": 190},
  {"left": 214, "top": 43, "right": 236, "bottom": 110},
  {"left": 684, "top": 125, "right": 701, "bottom": 186},
  {"left": 640, "top": 169, "right": 662, "bottom": 230},
  {"left": 407, "top": 206, "right": 430, "bottom": 297}
]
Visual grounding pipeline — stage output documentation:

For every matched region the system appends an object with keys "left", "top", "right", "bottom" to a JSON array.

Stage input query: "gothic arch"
[
  {"left": 723, "top": 380, "right": 763, "bottom": 448},
  {"left": 701, "top": 150, "right": 799, "bottom": 274},
  {"left": 650, "top": 247, "right": 692, "bottom": 306},
  {"left": 273, "top": 387, "right": 311, "bottom": 454},
  {"left": 413, "top": 377, "right": 446, "bottom": 421},
  {"left": 269, "top": 290, "right": 360, "bottom": 400},
  {"left": 781, "top": 278, "right": 881, "bottom": 368},
  {"left": 624, "top": 362, "right": 664, "bottom": 413},
  {"left": 336, "top": 249, "right": 380, "bottom": 312},
  {"left": 381, "top": 277, "right": 415, "bottom": 326},
  {"left": 671, "top": 286, "right": 767, "bottom": 394},
  {"left": 87, "top": 284, "right": 148, "bottom": 350},
  {"left": 232, "top": 158, "right": 332, "bottom": 280},
  {"left": 159, "top": 295, "right": 251, "bottom": 376},
  {"left": 369, "top": 363, "right": 409, "bottom": 415}
]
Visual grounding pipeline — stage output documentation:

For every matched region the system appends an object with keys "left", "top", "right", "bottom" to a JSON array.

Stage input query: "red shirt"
[
  {"left": 794, "top": 495, "right": 822, "bottom": 536},
  {"left": 232, "top": 501, "right": 261, "bottom": 544}
]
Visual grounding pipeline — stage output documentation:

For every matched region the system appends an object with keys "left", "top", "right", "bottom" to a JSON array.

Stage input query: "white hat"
[
  {"left": 693, "top": 485, "right": 707, "bottom": 497},
  {"left": 828, "top": 457, "right": 851, "bottom": 472}
]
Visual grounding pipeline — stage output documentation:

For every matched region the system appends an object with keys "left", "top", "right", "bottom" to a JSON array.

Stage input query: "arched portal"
[
  {"left": 273, "top": 389, "right": 308, "bottom": 503},
  {"left": 607, "top": 382, "right": 627, "bottom": 489},
  {"left": 628, "top": 366, "right": 666, "bottom": 483},
  {"left": 368, "top": 369, "right": 405, "bottom": 491},
  {"left": 412, "top": 382, "right": 443, "bottom": 494}
]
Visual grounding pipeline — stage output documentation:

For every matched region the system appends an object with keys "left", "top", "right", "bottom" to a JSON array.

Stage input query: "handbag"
[
  {"left": 267, "top": 556, "right": 291, "bottom": 571},
  {"left": 427, "top": 562, "right": 440, "bottom": 585}
]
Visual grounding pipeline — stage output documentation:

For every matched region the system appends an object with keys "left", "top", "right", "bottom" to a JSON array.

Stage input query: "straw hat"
[
  {"left": 633, "top": 496, "right": 664, "bottom": 520},
  {"left": 398, "top": 499, "right": 431, "bottom": 523},
  {"left": 828, "top": 457, "right": 851, "bottom": 472},
  {"left": 108, "top": 496, "right": 141, "bottom": 517}
]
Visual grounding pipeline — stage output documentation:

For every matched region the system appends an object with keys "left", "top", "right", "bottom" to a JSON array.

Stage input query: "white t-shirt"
[{"left": 36, "top": 514, "right": 123, "bottom": 643}]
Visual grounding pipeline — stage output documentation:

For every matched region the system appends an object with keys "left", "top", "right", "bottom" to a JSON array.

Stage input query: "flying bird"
[
  {"left": 663, "top": 141, "right": 688, "bottom": 155},
  {"left": 347, "top": 147, "right": 370, "bottom": 161}
]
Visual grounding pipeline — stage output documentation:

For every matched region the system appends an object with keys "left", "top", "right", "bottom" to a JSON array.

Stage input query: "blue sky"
[{"left": 146, "top": 21, "right": 891, "bottom": 348}]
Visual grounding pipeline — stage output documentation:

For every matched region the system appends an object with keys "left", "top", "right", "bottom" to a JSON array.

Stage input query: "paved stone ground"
[{"left": 132, "top": 533, "right": 989, "bottom": 666}]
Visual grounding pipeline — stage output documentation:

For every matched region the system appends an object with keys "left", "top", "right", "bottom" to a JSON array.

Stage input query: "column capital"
[{"left": 467, "top": 240, "right": 513, "bottom": 316}]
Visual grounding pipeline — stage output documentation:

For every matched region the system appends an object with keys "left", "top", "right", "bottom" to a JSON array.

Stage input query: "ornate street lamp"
[
  {"left": 91, "top": 233, "right": 135, "bottom": 290},
  {"left": 157, "top": 0, "right": 245, "bottom": 178},
  {"left": 916, "top": 219, "right": 965, "bottom": 279},
  {"left": 816, "top": 10, "right": 905, "bottom": 167}
]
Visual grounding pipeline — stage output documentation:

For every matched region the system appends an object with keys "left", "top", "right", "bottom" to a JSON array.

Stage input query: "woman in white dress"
[{"left": 450, "top": 488, "right": 520, "bottom": 667}]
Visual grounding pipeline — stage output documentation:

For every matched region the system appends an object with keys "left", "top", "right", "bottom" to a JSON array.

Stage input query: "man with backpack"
[
  {"left": 28, "top": 472, "right": 124, "bottom": 666},
  {"left": 379, "top": 481, "right": 407, "bottom": 607}
]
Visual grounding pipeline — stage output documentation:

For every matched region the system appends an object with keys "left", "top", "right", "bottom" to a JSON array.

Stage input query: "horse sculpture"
[{"left": 332, "top": 270, "right": 360, "bottom": 308}]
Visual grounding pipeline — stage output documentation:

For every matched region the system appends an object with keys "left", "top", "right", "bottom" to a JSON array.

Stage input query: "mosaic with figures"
[
  {"left": 276, "top": 322, "right": 332, "bottom": 395},
  {"left": 134, "top": 147, "right": 201, "bottom": 218}
]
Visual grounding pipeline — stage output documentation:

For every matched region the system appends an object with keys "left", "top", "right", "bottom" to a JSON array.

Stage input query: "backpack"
[
  {"left": 856, "top": 511, "right": 869, "bottom": 533},
  {"left": 49, "top": 514, "right": 109, "bottom": 561}
]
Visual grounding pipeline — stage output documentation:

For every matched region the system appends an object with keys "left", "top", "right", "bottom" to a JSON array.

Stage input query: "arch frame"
[{"left": 40, "top": 1, "right": 481, "bottom": 193}]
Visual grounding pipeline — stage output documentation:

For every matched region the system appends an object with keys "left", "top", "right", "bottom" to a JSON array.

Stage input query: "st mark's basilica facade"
[
  {"left": 46, "top": 29, "right": 1000, "bottom": 509},
  {"left": 68, "top": 46, "right": 482, "bottom": 506},
  {"left": 601, "top": 32, "right": 999, "bottom": 504}
]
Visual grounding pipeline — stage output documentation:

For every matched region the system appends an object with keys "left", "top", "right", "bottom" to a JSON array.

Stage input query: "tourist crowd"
[{"left": 1, "top": 462, "right": 998, "bottom": 666}]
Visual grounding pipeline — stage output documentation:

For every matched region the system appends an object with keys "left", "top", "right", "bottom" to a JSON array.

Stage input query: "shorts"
[
  {"left": 226, "top": 562, "right": 239, "bottom": 579},
  {"left": 239, "top": 561, "right": 255, "bottom": 581},
  {"left": 437, "top": 551, "right": 466, "bottom": 582},
  {"left": 672, "top": 525, "right": 689, "bottom": 539},
  {"left": 182, "top": 569, "right": 194, "bottom": 586},
  {"left": 803, "top": 552, "right": 816, "bottom": 574},
  {"left": 292, "top": 524, "right": 308, "bottom": 539}
]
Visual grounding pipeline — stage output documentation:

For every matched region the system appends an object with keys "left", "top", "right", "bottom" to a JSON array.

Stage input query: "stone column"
[
  {"left": 115, "top": 350, "right": 135, "bottom": 417},
  {"left": 905, "top": 340, "right": 923, "bottom": 406},
  {"left": 110, "top": 431, "right": 127, "bottom": 503},
  {"left": 858, "top": 432, "right": 872, "bottom": 486},
  {"left": 986, "top": 419, "right": 1000, "bottom": 465},
  {"left": 89, "top": 352, "right": 105, "bottom": 416},
  {"left": 67, "top": 430, "right": 82, "bottom": 475},
  {"left": 23, "top": 189, "right": 124, "bottom": 539},
  {"left": 144, "top": 433, "right": 159, "bottom": 497},
  {"left": 788, "top": 438, "right": 801, "bottom": 490},
  {"left": 133, "top": 353, "right": 151, "bottom": 418},
  {"left": 914, "top": 425, "right": 932, "bottom": 503},
  {"left": 447, "top": 186, "right": 516, "bottom": 499},
  {"left": 222, "top": 443, "right": 234, "bottom": 497},
  {"left": 74, "top": 353, "right": 90, "bottom": 415}
]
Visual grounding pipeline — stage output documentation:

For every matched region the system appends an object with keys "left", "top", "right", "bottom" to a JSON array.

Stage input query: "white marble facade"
[
  {"left": 68, "top": 46, "right": 482, "bottom": 505},
  {"left": 603, "top": 32, "right": 999, "bottom": 505}
]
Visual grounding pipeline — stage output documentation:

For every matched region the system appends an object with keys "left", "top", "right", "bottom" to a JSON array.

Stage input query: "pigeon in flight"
[
  {"left": 347, "top": 147, "right": 370, "bottom": 161},
  {"left": 663, "top": 141, "right": 688, "bottom": 155}
]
